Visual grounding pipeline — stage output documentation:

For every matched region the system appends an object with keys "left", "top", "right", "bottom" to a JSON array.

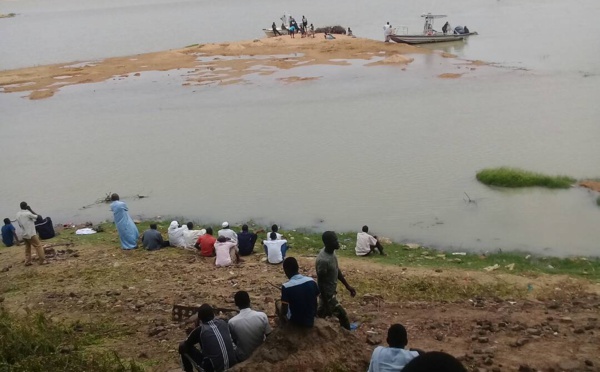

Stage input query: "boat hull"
[
  {"left": 390, "top": 32, "right": 476, "bottom": 44},
  {"left": 263, "top": 28, "right": 289, "bottom": 37}
]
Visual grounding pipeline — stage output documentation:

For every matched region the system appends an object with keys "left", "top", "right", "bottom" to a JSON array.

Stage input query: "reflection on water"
[{"left": 1, "top": 0, "right": 599, "bottom": 257}]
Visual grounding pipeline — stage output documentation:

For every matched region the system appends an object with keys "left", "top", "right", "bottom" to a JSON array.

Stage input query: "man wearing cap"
[{"left": 218, "top": 222, "right": 238, "bottom": 245}]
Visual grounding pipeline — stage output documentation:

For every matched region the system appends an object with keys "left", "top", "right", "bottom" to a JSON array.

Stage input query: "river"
[{"left": 1, "top": 0, "right": 599, "bottom": 256}]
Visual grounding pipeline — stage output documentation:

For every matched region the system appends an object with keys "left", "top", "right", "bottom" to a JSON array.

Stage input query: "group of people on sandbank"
[
  {"left": 177, "top": 232, "right": 467, "bottom": 372},
  {"left": 271, "top": 15, "right": 315, "bottom": 38}
]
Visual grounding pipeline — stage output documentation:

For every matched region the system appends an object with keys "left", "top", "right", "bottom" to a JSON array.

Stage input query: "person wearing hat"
[{"left": 218, "top": 222, "right": 238, "bottom": 245}]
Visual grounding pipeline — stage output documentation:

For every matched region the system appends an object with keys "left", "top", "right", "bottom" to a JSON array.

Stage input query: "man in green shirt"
[{"left": 315, "top": 231, "right": 356, "bottom": 329}]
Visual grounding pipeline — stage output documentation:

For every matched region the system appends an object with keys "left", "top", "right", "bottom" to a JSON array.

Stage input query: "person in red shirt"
[{"left": 195, "top": 227, "right": 216, "bottom": 257}]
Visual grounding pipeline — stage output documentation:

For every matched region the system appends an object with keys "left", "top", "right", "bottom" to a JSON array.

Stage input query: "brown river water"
[{"left": 1, "top": 0, "right": 599, "bottom": 256}]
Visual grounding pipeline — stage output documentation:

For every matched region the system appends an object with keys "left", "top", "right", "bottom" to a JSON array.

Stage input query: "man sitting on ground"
[
  {"left": 168, "top": 220, "right": 186, "bottom": 248},
  {"left": 218, "top": 222, "right": 238, "bottom": 245},
  {"left": 228, "top": 291, "right": 272, "bottom": 362},
  {"left": 34, "top": 215, "right": 55, "bottom": 240},
  {"left": 183, "top": 222, "right": 206, "bottom": 250},
  {"left": 215, "top": 236, "right": 240, "bottom": 267},
  {"left": 263, "top": 232, "right": 289, "bottom": 264},
  {"left": 178, "top": 303, "right": 237, "bottom": 372},
  {"left": 2, "top": 218, "right": 19, "bottom": 247},
  {"left": 237, "top": 224, "right": 264, "bottom": 256},
  {"left": 195, "top": 226, "right": 216, "bottom": 257},
  {"left": 141, "top": 223, "right": 169, "bottom": 251},
  {"left": 355, "top": 225, "right": 386, "bottom": 256},
  {"left": 266, "top": 224, "right": 283, "bottom": 241},
  {"left": 279, "top": 257, "right": 320, "bottom": 327},
  {"left": 368, "top": 324, "right": 420, "bottom": 372}
]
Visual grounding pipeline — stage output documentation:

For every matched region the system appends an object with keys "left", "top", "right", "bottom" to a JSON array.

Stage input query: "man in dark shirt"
[
  {"left": 179, "top": 304, "right": 237, "bottom": 372},
  {"left": 237, "top": 224, "right": 264, "bottom": 256},
  {"left": 315, "top": 231, "right": 356, "bottom": 330},
  {"left": 34, "top": 215, "right": 55, "bottom": 240},
  {"left": 2, "top": 218, "right": 19, "bottom": 247},
  {"left": 141, "top": 223, "right": 168, "bottom": 251},
  {"left": 279, "top": 257, "right": 320, "bottom": 327}
]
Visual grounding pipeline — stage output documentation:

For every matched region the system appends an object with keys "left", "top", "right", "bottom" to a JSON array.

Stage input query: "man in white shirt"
[
  {"left": 265, "top": 224, "right": 283, "bottom": 241},
  {"left": 183, "top": 222, "right": 205, "bottom": 250},
  {"left": 218, "top": 222, "right": 238, "bottom": 245},
  {"left": 368, "top": 324, "right": 420, "bottom": 372},
  {"left": 355, "top": 225, "right": 386, "bottom": 256},
  {"left": 229, "top": 291, "right": 272, "bottom": 362},
  {"left": 16, "top": 202, "right": 47, "bottom": 266},
  {"left": 383, "top": 21, "right": 392, "bottom": 41},
  {"left": 263, "top": 232, "right": 289, "bottom": 264}
]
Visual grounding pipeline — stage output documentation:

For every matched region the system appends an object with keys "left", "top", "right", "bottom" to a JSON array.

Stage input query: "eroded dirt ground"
[{"left": 0, "top": 236, "right": 598, "bottom": 372}]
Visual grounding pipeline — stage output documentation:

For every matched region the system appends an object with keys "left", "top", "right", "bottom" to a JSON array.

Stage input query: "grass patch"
[
  {"left": 0, "top": 309, "right": 142, "bottom": 372},
  {"left": 476, "top": 167, "right": 575, "bottom": 189},
  {"left": 58, "top": 222, "right": 600, "bottom": 282}
]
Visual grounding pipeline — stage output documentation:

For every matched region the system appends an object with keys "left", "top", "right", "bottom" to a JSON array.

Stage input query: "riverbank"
[
  {"left": 0, "top": 35, "right": 487, "bottom": 100},
  {"left": 1, "top": 221, "right": 598, "bottom": 371}
]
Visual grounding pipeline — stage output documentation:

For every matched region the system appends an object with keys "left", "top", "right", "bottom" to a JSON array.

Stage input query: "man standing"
[
  {"left": 16, "top": 202, "right": 47, "bottom": 265},
  {"left": 315, "top": 231, "right": 355, "bottom": 329},
  {"left": 355, "top": 225, "right": 386, "bottom": 256},
  {"left": 2, "top": 218, "right": 19, "bottom": 247},
  {"left": 178, "top": 304, "right": 237, "bottom": 372},
  {"left": 383, "top": 21, "right": 392, "bottom": 42},
  {"left": 280, "top": 257, "right": 320, "bottom": 327},
  {"left": 228, "top": 291, "right": 272, "bottom": 362},
  {"left": 218, "top": 222, "right": 238, "bottom": 245},
  {"left": 141, "top": 223, "right": 168, "bottom": 251},
  {"left": 272, "top": 21, "right": 282, "bottom": 36},
  {"left": 237, "top": 224, "right": 264, "bottom": 256}
]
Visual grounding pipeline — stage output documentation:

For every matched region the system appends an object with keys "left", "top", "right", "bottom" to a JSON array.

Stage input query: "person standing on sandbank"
[
  {"left": 315, "top": 231, "right": 356, "bottom": 329},
  {"left": 110, "top": 193, "right": 139, "bottom": 249},
  {"left": 272, "top": 21, "right": 281, "bottom": 36},
  {"left": 16, "top": 202, "right": 47, "bottom": 265}
]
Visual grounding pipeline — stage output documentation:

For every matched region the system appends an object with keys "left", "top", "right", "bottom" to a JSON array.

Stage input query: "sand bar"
[{"left": 0, "top": 35, "right": 426, "bottom": 100}]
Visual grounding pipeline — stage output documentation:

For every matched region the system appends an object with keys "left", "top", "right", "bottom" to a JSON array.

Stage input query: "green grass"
[
  {"left": 55, "top": 221, "right": 600, "bottom": 282},
  {"left": 476, "top": 167, "right": 575, "bottom": 189},
  {"left": 0, "top": 309, "right": 143, "bottom": 372}
]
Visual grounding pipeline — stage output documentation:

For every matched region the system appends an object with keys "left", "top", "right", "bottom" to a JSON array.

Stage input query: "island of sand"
[{"left": 0, "top": 35, "right": 486, "bottom": 100}]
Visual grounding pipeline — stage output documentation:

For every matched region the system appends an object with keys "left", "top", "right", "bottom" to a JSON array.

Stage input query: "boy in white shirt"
[{"left": 355, "top": 225, "right": 386, "bottom": 256}]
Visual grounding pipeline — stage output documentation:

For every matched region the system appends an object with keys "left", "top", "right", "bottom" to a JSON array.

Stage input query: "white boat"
[
  {"left": 390, "top": 13, "right": 477, "bottom": 44},
  {"left": 263, "top": 13, "right": 291, "bottom": 37}
]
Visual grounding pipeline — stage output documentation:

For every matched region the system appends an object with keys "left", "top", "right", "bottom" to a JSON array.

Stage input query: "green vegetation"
[
  {"left": 476, "top": 167, "right": 575, "bottom": 189},
  {"left": 56, "top": 221, "right": 600, "bottom": 282},
  {"left": 0, "top": 310, "right": 142, "bottom": 372}
]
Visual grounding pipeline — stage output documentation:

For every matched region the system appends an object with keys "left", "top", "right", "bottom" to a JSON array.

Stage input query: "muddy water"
[{"left": 1, "top": 0, "right": 599, "bottom": 256}]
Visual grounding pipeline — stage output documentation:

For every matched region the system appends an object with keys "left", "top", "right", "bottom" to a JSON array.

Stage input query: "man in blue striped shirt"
[{"left": 179, "top": 304, "right": 237, "bottom": 372}]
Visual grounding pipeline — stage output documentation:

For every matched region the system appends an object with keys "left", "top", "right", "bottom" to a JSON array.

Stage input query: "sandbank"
[{"left": 0, "top": 35, "right": 432, "bottom": 100}]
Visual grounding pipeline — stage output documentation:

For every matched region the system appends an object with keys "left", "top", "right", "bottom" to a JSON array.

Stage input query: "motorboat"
[
  {"left": 263, "top": 13, "right": 291, "bottom": 37},
  {"left": 389, "top": 13, "right": 477, "bottom": 44}
]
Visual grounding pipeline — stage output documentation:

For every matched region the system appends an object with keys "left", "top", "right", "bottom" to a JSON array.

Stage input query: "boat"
[
  {"left": 263, "top": 13, "right": 291, "bottom": 37},
  {"left": 389, "top": 13, "right": 477, "bottom": 45}
]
